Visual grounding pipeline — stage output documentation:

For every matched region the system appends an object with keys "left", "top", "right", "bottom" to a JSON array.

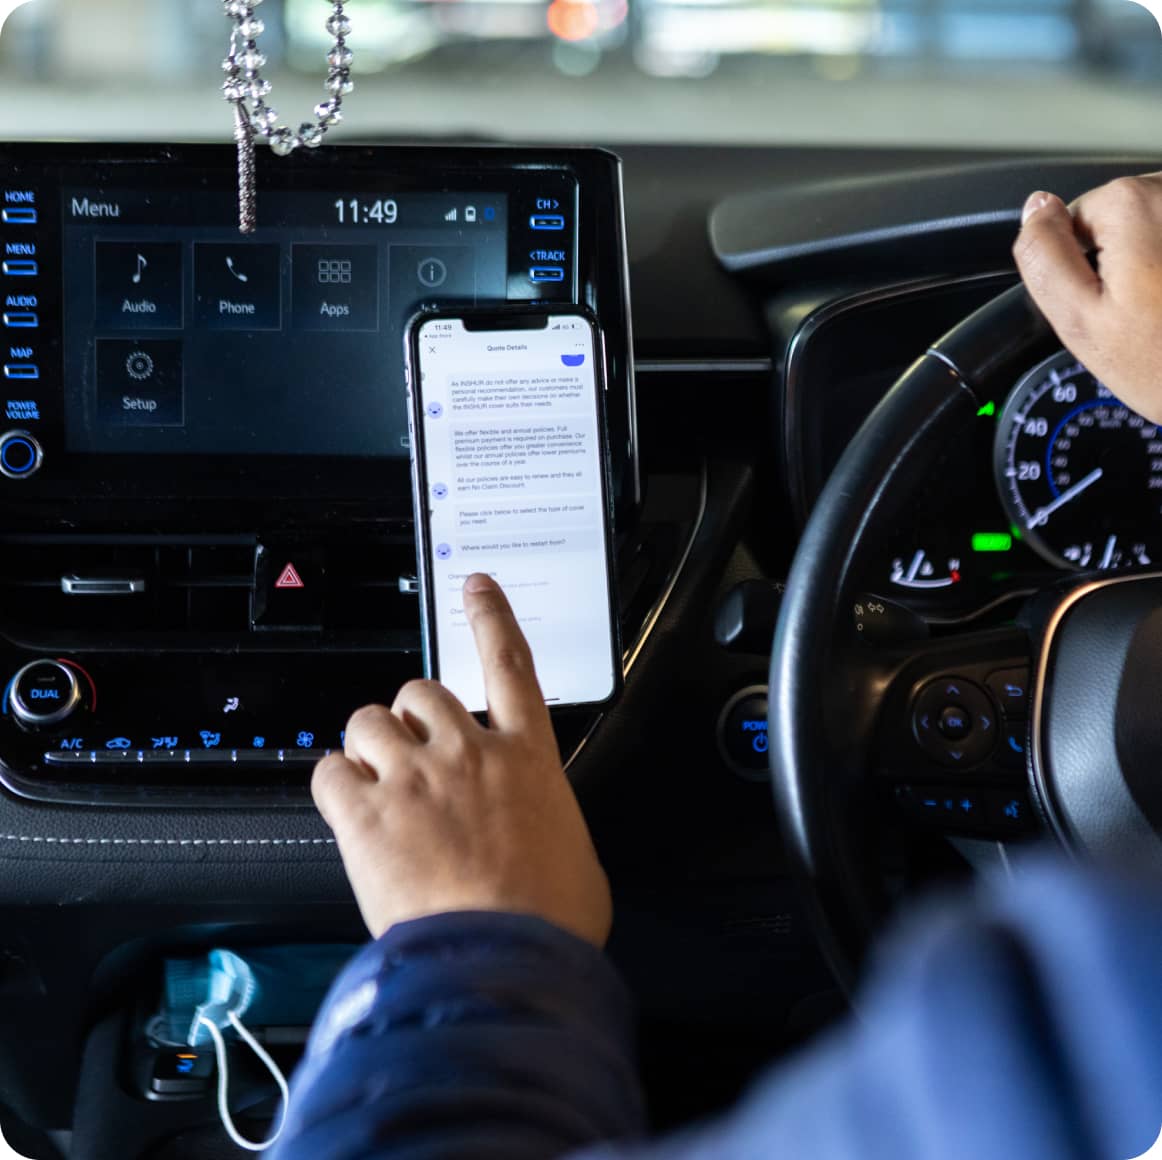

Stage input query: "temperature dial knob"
[{"left": 7, "top": 660, "right": 83, "bottom": 729}]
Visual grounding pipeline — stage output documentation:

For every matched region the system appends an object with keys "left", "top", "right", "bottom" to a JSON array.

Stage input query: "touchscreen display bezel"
[{"left": 0, "top": 143, "right": 636, "bottom": 522}]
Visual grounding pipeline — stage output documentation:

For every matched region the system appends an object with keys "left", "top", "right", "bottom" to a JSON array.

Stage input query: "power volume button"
[
  {"left": 0, "top": 430, "right": 43, "bottom": 480},
  {"left": 7, "top": 661, "right": 82, "bottom": 729}
]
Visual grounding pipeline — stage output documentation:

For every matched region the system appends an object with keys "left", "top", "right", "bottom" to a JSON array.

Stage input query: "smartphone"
[{"left": 406, "top": 306, "right": 621, "bottom": 713}]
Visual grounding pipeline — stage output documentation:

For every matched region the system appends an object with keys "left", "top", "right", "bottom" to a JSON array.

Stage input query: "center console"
[{"left": 0, "top": 143, "right": 637, "bottom": 804}]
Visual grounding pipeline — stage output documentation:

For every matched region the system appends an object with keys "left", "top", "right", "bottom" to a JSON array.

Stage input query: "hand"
[
  {"left": 311, "top": 573, "right": 612, "bottom": 948},
  {"left": 1013, "top": 175, "right": 1162, "bottom": 425}
]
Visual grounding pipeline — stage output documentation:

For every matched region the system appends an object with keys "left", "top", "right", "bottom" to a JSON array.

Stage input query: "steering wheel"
[{"left": 769, "top": 283, "right": 1162, "bottom": 991}]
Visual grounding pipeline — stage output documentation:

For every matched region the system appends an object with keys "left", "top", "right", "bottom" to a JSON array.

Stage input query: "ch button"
[{"left": 912, "top": 677, "right": 997, "bottom": 768}]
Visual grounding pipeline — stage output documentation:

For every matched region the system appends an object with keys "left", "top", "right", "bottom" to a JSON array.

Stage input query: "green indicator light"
[
  {"left": 1009, "top": 523, "right": 1023, "bottom": 542},
  {"left": 973, "top": 532, "right": 1013, "bottom": 553},
  {"left": 977, "top": 401, "right": 997, "bottom": 418}
]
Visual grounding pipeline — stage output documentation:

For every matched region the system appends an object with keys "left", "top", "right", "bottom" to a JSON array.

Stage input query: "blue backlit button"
[
  {"left": 986, "top": 668, "right": 1030, "bottom": 717},
  {"left": 989, "top": 791, "right": 1035, "bottom": 833},
  {"left": 1, "top": 260, "right": 37, "bottom": 277},
  {"left": 718, "top": 686, "right": 770, "bottom": 782},
  {"left": 997, "top": 721, "right": 1029, "bottom": 770},
  {"left": 3, "top": 364, "right": 38, "bottom": 380},
  {"left": 0, "top": 430, "right": 42, "bottom": 479},
  {"left": 2, "top": 312, "right": 38, "bottom": 328},
  {"left": 529, "top": 266, "right": 565, "bottom": 283},
  {"left": 1, "top": 206, "right": 37, "bottom": 225},
  {"left": 8, "top": 660, "right": 81, "bottom": 728},
  {"left": 529, "top": 214, "right": 566, "bottom": 230}
]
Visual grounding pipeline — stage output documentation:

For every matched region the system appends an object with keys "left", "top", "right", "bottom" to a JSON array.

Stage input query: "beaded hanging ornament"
[{"left": 220, "top": 0, "right": 353, "bottom": 233}]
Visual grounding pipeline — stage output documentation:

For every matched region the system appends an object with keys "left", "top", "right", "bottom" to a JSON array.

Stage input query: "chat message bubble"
[
  {"left": 454, "top": 498, "right": 599, "bottom": 533},
  {"left": 451, "top": 527, "right": 603, "bottom": 561},
  {"left": 448, "top": 373, "right": 585, "bottom": 415},
  {"left": 451, "top": 418, "right": 598, "bottom": 495}
]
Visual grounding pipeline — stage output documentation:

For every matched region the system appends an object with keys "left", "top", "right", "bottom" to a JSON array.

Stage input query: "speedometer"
[{"left": 994, "top": 350, "right": 1161, "bottom": 571}]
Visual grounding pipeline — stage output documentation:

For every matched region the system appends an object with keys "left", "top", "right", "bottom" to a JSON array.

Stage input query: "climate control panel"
[{"left": 0, "top": 649, "right": 423, "bottom": 804}]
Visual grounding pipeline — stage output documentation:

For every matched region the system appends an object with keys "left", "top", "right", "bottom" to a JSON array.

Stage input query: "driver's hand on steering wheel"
[
  {"left": 310, "top": 572, "right": 612, "bottom": 949},
  {"left": 1015, "top": 175, "right": 1162, "bottom": 425}
]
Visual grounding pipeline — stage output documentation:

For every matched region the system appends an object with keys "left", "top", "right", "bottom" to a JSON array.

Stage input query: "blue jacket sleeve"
[
  {"left": 275, "top": 861, "right": 1162, "bottom": 1160},
  {"left": 577, "top": 859, "right": 1162, "bottom": 1160},
  {"left": 270, "top": 911, "right": 646, "bottom": 1160}
]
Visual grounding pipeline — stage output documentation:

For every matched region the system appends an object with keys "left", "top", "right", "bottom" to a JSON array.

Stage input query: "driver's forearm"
[{"left": 271, "top": 911, "right": 645, "bottom": 1160}]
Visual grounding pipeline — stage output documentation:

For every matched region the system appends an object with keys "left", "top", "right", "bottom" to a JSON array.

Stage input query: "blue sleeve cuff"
[{"left": 274, "top": 911, "right": 645, "bottom": 1159}]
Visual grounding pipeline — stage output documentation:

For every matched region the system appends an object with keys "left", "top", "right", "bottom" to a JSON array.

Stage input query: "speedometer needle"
[{"left": 1026, "top": 467, "right": 1104, "bottom": 530}]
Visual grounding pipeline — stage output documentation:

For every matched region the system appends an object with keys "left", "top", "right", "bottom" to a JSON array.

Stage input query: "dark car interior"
[{"left": 4, "top": 3, "right": 1162, "bottom": 1156}]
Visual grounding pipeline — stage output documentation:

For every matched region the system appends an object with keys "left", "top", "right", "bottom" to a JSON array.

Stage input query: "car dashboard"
[{"left": 1, "top": 139, "right": 1158, "bottom": 1158}]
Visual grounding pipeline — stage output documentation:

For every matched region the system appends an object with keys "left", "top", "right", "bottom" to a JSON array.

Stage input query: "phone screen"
[{"left": 410, "top": 311, "right": 619, "bottom": 712}]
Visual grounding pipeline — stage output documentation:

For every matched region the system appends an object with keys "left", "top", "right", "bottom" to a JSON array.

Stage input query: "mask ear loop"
[{"left": 195, "top": 1010, "right": 290, "bottom": 1152}]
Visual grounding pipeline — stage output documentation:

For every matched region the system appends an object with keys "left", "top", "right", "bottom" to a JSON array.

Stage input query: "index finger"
[{"left": 462, "top": 573, "right": 551, "bottom": 735}]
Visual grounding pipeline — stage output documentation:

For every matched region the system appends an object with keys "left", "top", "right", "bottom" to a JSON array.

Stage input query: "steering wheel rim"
[{"left": 768, "top": 284, "right": 1060, "bottom": 990}]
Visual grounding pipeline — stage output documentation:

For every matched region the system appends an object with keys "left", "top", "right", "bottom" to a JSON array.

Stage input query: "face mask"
[{"left": 155, "top": 945, "right": 355, "bottom": 1152}]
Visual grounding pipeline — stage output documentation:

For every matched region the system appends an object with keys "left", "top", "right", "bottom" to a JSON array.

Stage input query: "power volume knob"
[{"left": 7, "top": 660, "right": 83, "bottom": 729}]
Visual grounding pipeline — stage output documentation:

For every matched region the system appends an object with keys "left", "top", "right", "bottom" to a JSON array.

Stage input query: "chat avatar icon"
[{"left": 561, "top": 354, "right": 585, "bottom": 367}]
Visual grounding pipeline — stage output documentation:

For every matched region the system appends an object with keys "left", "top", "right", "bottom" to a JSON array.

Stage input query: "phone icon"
[{"left": 225, "top": 256, "right": 249, "bottom": 283}]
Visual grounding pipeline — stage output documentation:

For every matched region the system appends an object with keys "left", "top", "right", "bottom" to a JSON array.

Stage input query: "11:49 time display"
[{"left": 334, "top": 198, "right": 399, "bottom": 224}]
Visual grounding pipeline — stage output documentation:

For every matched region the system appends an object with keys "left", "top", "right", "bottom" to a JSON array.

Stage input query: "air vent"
[{"left": 0, "top": 535, "right": 420, "bottom": 645}]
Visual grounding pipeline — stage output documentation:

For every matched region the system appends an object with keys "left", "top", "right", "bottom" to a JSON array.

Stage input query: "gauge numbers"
[{"left": 995, "top": 350, "right": 1159, "bottom": 571}]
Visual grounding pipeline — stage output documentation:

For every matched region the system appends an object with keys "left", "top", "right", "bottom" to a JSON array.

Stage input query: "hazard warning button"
[{"left": 252, "top": 545, "right": 324, "bottom": 629}]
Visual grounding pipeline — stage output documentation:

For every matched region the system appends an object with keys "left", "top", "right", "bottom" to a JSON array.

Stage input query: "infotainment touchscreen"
[
  {"left": 0, "top": 145, "right": 594, "bottom": 474},
  {"left": 60, "top": 189, "right": 513, "bottom": 458}
]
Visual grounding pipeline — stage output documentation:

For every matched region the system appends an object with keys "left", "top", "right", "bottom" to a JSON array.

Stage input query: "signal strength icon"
[{"left": 444, "top": 207, "right": 457, "bottom": 222}]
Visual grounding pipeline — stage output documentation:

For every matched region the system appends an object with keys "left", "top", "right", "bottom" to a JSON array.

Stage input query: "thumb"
[{"left": 1013, "top": 191, "right": 1101, "bottom": 347}]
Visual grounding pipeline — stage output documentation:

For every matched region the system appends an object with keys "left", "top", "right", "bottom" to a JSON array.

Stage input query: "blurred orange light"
[{"left": 547, "top": 0, "right": 599, "bottom": 43}]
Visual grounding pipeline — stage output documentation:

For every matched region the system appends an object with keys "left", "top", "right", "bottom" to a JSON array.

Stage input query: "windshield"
[{"left": 3, "top": 0, "right": 1161, "bottom": 150}]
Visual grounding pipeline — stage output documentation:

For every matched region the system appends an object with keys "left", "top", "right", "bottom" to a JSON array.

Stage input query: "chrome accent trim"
[
  {"left": 613, "top": 158, "right": 642, "bottom": 509},
  {"left": 923, "top": 347, "right": 967, "bottom": 382},
  {"left": 1030, "top": 571, "right": 1162, "bottom": 854},
  {"left": 8, "top": 660, "right": 82, "bottom": 728},
  {"left": 61, "top": 575, "right": 146, "bottom": 596},
  {"left": 564, "top": 462, "right": 708, "bottom": 772},
  {"left": 635, "top": 358, "right": 774, "bottom": 375}
]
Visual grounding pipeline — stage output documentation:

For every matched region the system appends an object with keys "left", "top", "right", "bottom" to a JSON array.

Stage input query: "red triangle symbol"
[{"left": 275, "top": 563, "right": 305, "bottom": 590}]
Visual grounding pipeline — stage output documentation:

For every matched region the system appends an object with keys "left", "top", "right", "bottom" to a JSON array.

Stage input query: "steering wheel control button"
[
  {"left": 7, "top": 660, "right": 82, "bottom": 728},
  {"left": 150, "top": 1049, "right": 213, "bottom": 1097},
  {"left": 938, "top": 705, "right": 972, "bottom": 740},
  {"left": 717, "top": 686, "right": 770, "bottom": 782},
  {"left": 997, "top": 721, "right": 1029, "bottom": 770},
  {"left": 988, "top": 792, "right": 1034, "bottom": 832},
  {"left": 0, "top": 429, "right": 42, "bottom": 478},
  {"left": 986, "top": 668, "right": 1030, "bottom": 716},
  {"left": 912, "top": 677, "right": 996, "bottom": 768},
  {"left": 896, "top": 785, "right": 988, "bottom": 833}
]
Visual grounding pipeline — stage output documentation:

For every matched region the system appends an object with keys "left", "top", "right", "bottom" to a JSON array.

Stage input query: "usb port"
[
  {"left": 1, "top": 260, "right": 37, "bottom": 276},
  {"left": 530, "top": 214, "right": 566, "bottom": 230},
  {"left": 1, "top": 208, "right": 37, "bottom": 225},
  {"left": 2, "top": 312, "right": 38, "bottom": 328},
  {"left": 3, "top": 364, "right": 38, "bottom": 380},
  {"left": 529, "top": 266, "right": 565, "bottom": 283}
]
